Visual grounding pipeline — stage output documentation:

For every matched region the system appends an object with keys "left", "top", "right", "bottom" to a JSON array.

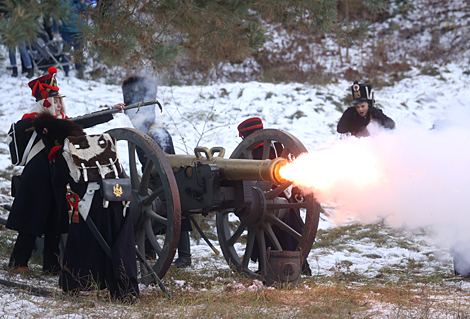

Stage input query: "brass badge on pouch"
[{"left": 113, "top": 183, "right": 123, "bottom": 197}]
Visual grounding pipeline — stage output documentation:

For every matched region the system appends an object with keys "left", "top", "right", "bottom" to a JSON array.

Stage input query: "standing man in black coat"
[
  {"left": 337, "top": 81, "right": 395, "bottom": 137},
  {"left": 121, "top": 76, "right": 192, "bottom": 268}
]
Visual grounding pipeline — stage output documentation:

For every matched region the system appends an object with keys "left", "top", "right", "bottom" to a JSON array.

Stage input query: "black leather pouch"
[{"left": 100, "top": 178, "right": 132, "bottom": 201}]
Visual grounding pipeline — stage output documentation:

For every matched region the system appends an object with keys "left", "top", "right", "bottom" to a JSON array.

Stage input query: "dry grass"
[
  {"left": 2, "top": 207, "right": 470, "bottom": 318},
  {"left": 2, "top": 257, "right": 470, "bottom": 317}
]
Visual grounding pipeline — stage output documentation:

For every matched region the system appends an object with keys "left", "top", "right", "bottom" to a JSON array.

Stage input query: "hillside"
[
  {"left": 0, "top": 0, "right": 469, "bottom": 317},
  {"left": 167, "top": 0, "right": 470, "bottom": 87}
]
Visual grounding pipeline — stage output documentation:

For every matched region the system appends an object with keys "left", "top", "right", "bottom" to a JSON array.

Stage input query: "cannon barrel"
[{"left": 165, "top": 146, "right": 288, "bottom": 185}]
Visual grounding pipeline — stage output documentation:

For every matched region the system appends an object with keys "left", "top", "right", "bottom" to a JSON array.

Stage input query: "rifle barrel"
[
  {"left": 68, "top": 99, "right": 162, "bottom": 122},
  {"left": 24, "top": 99, "right": 162, "bottom": 132}
]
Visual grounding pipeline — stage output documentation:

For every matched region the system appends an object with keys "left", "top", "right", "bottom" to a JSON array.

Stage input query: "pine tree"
[
  {"left": 0, "top": 0, "right": 66, "bottom": 48},
  {"left": 82, "top": 0, "right": 338, "bottom": 70},
  {"left": 334, "top": 0, "right": 389, "bottom": 64},
  {"left": 0, "top": 0, "right": 390, "bottom": 75}
]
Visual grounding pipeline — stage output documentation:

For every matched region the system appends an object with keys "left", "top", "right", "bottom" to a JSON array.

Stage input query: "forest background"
[{"left": 2, "top": 0, "right": 464, "bottom": 88}]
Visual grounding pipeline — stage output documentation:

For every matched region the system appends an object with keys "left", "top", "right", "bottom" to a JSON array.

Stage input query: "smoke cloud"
[
  {"left": 123, "top": 76, "right": 160, "bottom": 133},
  {"left": 287, "top": 106, "right": 470, "bottom": 257}
]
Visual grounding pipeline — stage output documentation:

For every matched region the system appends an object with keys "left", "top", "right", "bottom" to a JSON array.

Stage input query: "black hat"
[
  {"left": 351, "top": 80, "right": 372, "bottom": 105},
  {"left": 122, "top": 76, "right": 161, "bottom": 111},
  {"left": 28, "top": 67, "right": 65, "bottom": 107},
  {"left": 238, "top": 117, "right": 263, "bottom": 138}
]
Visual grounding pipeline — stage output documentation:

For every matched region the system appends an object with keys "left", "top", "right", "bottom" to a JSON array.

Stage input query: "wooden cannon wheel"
[
  {"left": 216, "top": 129, "right": 321, "bottom": 278},
  {"left": 106, "top": 128, "right": 181, "bottom": 281}
]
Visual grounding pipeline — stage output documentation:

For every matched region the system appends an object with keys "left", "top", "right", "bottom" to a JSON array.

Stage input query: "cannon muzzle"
[{"left": 165, "top": 146, "right": 288, "bottom": 185}]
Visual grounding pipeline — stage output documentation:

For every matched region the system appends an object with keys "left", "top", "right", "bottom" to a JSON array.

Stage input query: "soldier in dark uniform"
[
  {"left": 6, "top": 67, "right": 121, "bottom": 275},
  {"left": 238, "top": 117, "right": 312, "bottom": 276},
  {"left": 121, "top": 76, "right": 192, "bottom": 268},
  {"left": 31, "top": 113, "right": 139, "bottom": 302},
  {"left": 337, "top": 81, "right": 395, "bottom": 137}
]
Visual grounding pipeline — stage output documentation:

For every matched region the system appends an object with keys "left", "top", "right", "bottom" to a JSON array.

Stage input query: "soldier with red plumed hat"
[{"left": 6, "top": 67, "right": 121, "bottom": 275}]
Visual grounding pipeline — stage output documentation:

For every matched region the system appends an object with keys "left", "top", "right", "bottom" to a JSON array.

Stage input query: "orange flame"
[{"left": 279, "top": 142, "right": 385, "bottom": 193}]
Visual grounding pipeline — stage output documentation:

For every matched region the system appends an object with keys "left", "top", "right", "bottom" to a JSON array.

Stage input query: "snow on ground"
[{"left": 0, "top": 58, "right": 469, "bottom": 316}]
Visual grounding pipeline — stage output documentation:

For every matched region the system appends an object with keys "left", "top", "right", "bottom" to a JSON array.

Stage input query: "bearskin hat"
[
  {"left": 32, "top": 113, "right": 84, "bottom": 150},
  {"left": 122, "top": 76, "right": 160, "bottom": 110}
]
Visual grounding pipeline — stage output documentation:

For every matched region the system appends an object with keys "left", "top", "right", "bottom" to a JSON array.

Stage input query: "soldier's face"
[
  {"left": 354, "top": 101, "right": 369, "bottom": 117},
  {"left": 53, "top": 97, "right": 63, "bottom": 115}
]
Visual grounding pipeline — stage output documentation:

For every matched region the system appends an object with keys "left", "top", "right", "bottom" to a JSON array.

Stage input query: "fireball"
[{"left": 279, "top": 141, "right": 384, "bottom": 194}]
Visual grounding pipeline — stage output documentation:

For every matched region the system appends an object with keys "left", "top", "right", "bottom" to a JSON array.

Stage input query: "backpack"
[
  {"left": 62, "top": 133, "right": 131, "bottom": 213},
  {"left": 62, "top": 133, "right": 123, "bottom": 184},
  {"left": 7, "top": 118, "right": 44, "bottom": 166}
]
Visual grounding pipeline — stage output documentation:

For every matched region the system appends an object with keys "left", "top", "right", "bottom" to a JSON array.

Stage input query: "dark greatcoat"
[
  {"left": 6, "top": 113, "right": 114, "bottom": 270},
  {"left": 6, "top": 113, "right": 115, "bottom": 236},
  {"left": 54, "top": 149, "right": 139, "bottom": 300},
  {"left": 337, "top": 106, "right": 395, "bottom": 137}
]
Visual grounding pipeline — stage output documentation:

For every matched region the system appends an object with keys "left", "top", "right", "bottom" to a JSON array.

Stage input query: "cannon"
[{"left": 107, "top": 127, "right": 321, "bottom": 283}]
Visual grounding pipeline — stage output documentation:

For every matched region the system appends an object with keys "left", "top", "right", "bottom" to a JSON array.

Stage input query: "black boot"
[
  {"left": 173, "top": 231, "right": 191, "bottom": 268},
  {"left": 11, "top": 67, "right": 18, "bottom": 77},
  {"left": 26, "top": 68, "right": 34, "bottom": 79}
]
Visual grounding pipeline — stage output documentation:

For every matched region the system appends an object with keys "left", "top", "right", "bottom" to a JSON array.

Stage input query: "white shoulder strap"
[
  {"left": 25, "top": 139, "right": 45, "bottom": 165},
  {"left": 22, "top": 131, "right": 45, "bottom": 166},
  {"left": 78, "top": 182, "right": 100, "bottom": 221}
]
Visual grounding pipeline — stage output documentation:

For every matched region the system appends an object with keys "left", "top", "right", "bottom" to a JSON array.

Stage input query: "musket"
[
  {"left": 25, "top": 99, "right": 162, "bottom": 131},
  {"left": 68, "top": 99, "right": 163, "bottom": 122}
]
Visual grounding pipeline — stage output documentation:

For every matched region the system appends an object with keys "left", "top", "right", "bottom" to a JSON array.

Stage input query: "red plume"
[
  {"left": 48, "top": 145, "right": 62, "bottom": 162},
  {"left": 48, "top": 67, "right": 58, "bottom": 74}
]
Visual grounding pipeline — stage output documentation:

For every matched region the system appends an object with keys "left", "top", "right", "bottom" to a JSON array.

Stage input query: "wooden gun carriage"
[{"left": 107, "top": 126, "right": 321, "bottom": 283}]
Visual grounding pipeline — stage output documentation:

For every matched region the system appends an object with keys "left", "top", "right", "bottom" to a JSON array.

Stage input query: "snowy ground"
[{"left": 0, "top": 58, "right": 469, "bottom": 316}]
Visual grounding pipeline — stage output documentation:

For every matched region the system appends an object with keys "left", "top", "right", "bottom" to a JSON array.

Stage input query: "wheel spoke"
[
  {"left": 265, "top": 181, "right": 293, "bottom": 200},
  {"left": 242, "top": 228, "right": 256, "bottom": 269},
  {"left": 265, "top": 213, "right": 302, "bottom": 242},
  {"left": 261, "top": 139, "right": 271, "bottom": 159},
  {"left": 135, "top": 228, "right": 147, "bottom": 279},
  {"left": 144, "top": 208, "right": 168, "bottom": 226},
  {"left": 136, "top": 228, "right": 145, "bottom": 254},
  {"left": 255, "top": 228, "right": 267, "bottom": 274},
  {"left": 241, "top": 149, "right": 253, "bottom": 159},
  {"left": 142, "top": 186, "right": 164, "bottom": 207},
  {"left": 261, "top": 222, "right": 283, "bottom": 251},
  {"left": 128, "top": 142, "right": 140, "bottom": 190},
  {"left": 143, "top": 219, "right": 163, "bottom": 255},
  {"left": 227, "top": 224, "right": 246, "bottom": 247},
  {"left": 139, "top": 161, "right": 153, "bottom": 195}
]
